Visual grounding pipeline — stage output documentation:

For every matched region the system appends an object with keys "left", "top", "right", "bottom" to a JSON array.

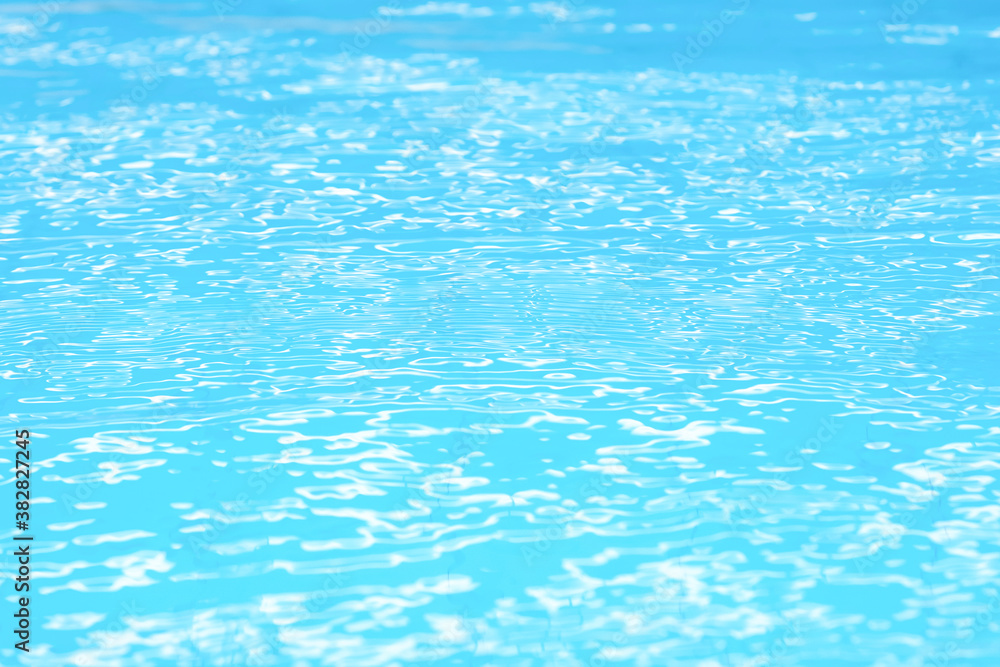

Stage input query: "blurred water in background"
[{"left": 1, "top": 0, "right": 1000, "bottom": 665}]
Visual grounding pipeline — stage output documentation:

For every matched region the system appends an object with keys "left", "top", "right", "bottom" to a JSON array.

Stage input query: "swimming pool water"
[{"left": 1, "top": 1, "right": 1000, "bottom": 665}]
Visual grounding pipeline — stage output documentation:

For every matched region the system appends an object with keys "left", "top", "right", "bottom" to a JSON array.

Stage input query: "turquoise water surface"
[{"left": 2, "top": 1, "right": 1000, "bottom": 665}]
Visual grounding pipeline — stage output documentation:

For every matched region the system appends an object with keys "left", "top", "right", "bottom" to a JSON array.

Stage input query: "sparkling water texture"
[{"left": 1, "top": 1, "right": 1000, "bottom": 665}]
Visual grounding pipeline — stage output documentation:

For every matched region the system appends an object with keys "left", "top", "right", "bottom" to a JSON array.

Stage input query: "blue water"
[{"left": 1, "top": 1, "right": 1000, "bottom": 665}]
